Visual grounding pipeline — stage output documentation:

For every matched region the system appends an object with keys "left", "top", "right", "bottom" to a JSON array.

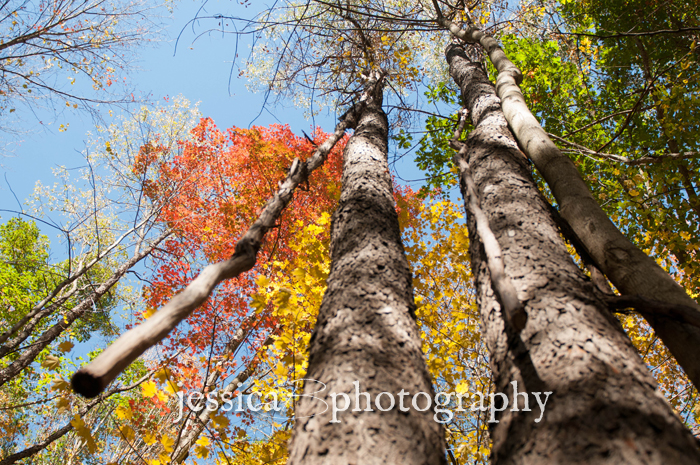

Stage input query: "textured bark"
[
  {"left": 481, "top": 33, "right": 700, "bottom": 392},
  {"left": 447, "top": 44, "right": 700, "bottom": 464},
  {"left": 287, "top": 81, "right": 446, "bottom": 465},
  {"left": 434, "top": 8, "right": 700, "bottom": 392},
  {"left": 449, "top": 109, "right": 527, "bottom": 333}
]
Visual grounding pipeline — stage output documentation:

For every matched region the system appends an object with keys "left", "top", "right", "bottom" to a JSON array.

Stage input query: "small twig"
[{"left": 301, "top": 130, "right": 317, "bottom": 147}]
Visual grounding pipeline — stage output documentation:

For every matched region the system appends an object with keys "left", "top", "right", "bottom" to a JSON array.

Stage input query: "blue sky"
[{"left": 2, "top": 0, "right": 409, "bottom": 215}]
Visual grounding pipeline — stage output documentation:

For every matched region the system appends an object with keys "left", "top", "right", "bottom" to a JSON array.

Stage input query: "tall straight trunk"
[
  {"left": 447, "top": 44, "right": 700, "bottom": 464},
  {"left": 480, "top": 30, "right": 700, "bottom": 390},
  {"left": 287, "top": 77, "right": 446, "bottom": 465},
  {"left": 435, "top": 9, "right": 700, "bottom": 392}
]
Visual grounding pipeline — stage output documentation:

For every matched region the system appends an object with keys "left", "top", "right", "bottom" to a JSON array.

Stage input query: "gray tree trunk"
[
  {"left": 287, "top": 79, "right": 446, "bottom": 465},
  {"left": 436, "top": 11, "right": 700, "bottom": 392},
  {"left": 484, "top": 33, "right": 700, "bottom": 391},
  {"left": 447, "top": 44, "right": 700, "bottom": 464}
]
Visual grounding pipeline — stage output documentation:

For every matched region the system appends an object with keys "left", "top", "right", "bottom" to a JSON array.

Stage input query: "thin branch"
[
  {"left": 549, "top": 132, "right": 700, "bottom": 165},
  {"left": 562, "top": 27, "right": 700, "bottom": 39},
  {"left": 450, "top": 108, "right": 527, "bottom": 332},
  {"left": 0, "top": 363, "right": 163, "bottom": 465},
  {"left": 0, "top": 230, "right": 170, "bottom": 387},
  {"left": 608, "top": 295, "right": 700, "bottom": 330}
]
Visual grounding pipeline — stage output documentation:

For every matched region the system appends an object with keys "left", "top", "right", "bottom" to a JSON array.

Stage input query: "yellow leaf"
[
  {"left": 57, "top": 341, "right": 74, "bottom": 352},
  {"left": 115, "top": 405, "right": 133, "bottom": 420},
  {"left": 85, "top": 436, "right": 98, "bottom": 453},
  {"left": 143, "top": 431, "right": 157, "bottom": 446},
  {"left": 164, "top": 380, "right": 180, "bottom": 394},
  {"left": 156, "top": 389, "right": 168, "bottom": 402},
  {"left": 292, "top": 268, "right": 306, "bottom": 282},
  {"left": 250, "top": 293, "right": 267, "bottom": 311},
  {"left": 142, "top": 380, "right": 158, "bottom": 398},
  {"left": 161, "top": 434, "right": 175, "bottom": 453},
  {"left": 274, "top": 364, "right": 288, "bottom": 377},
  {"left": 70, "top": 415, "right": 85, "bottom": 430},
  {"left": 195, "top": 436, "right": 210, "bottom": 447},
  {"left": 120, "top": 425, "right": 135, "bottom": 442},
  {"left": 195, "top": 444, "right": 210, "bottom": 459},
  {"left": 51, "top": 377, "right": 71, "bottom": 392},
  {"left": 211, "top": 414, "right": 229, "bottom": 429},
  {"left": 143, "top": 306, "right": 157, "bottom": 319},
  {"left": 274, "top": 289, "right": 291, "bottom": 308},
  {"left": 629, "top": 189, "right": 640, "bottom": 197},
  {"left": 56, "top": 396, "right": 71, "bottom": 414},
  {"left": 154, "top": 367, "right": 172, "bottom": 384},
  {"left": 41, "top": 355, "right": 61, "bottom": 370},
  {"left": 255, "top": 274, "right": 270, "bottom": 288},
  {"left": 455, "top": 382, "right": 470, "bottom": 394},
  {"left": 71, "top": 415, "right": 98, "bottom": 453}
]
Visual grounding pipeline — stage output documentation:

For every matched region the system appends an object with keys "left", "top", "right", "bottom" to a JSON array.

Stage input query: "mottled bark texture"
[
  {"left": 287, "top": 83, "right": 446, "bottom": 465},
  {"left": 481, "top": 31, "right": 700, "bottom": 391},
  {"left": 447, "top": 44, "right": 700, "bottom": 465},
  {"left": 434, "top": 5, "right": 700, "bottom": 392}
]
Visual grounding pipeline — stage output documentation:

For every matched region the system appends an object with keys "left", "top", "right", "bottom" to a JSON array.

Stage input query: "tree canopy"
[{"left": 1, "top": 0, "right": 699, "bottom": 463}]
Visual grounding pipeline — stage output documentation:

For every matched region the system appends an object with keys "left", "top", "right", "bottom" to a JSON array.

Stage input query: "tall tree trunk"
[
  {"left": 287, "top": 74, "right": 446, "bottom": 465},
  {"left": 435, "top": 8, "right": 700, "bottom": 392},
  {"left": 446, "top": 44, "right": 700, "bottom": 464},
  {"left": 479, "top": 29, "right": 700, "bottom": 391}
]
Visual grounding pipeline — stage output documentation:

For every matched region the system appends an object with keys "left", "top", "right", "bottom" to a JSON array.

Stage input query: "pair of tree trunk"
[
  {"left": 288, "top": 46, "right": 700, "bottom": 464},
  {"left": 445, "top": 44, "right": 700, "bottom": 464}
]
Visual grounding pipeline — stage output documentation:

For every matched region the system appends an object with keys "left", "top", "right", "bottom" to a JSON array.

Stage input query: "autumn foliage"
[{"left": 136, "top": 120, "right": 345, "bottom": 384}]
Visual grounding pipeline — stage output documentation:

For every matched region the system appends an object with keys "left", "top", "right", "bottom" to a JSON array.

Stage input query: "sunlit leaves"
[
  {"left": 160, "top": 433, "right": 174, "bottom": 453},
  {"left": 489, "top": 0, "right": 700, "bottom": 433},
  {"left": 115, "top": 405, "right": 133, "bottom": 421},
  {"left": 242, "top": 0, "right": 448, "bottom": 116},
  {"left": 141, "top": 380, "right": 158, "bottom": 398},
  {"left": 40, "top": 355, "right": 61, "bottom": 371},
  {"left": 51, "top": 377, "right": 71, "bottom": 392},
  {"left": 194, "top": 435, "right": 211, "bottom": 458},
  {"left": 143, "top": 430, "right": 157, "bottom": 445}
]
